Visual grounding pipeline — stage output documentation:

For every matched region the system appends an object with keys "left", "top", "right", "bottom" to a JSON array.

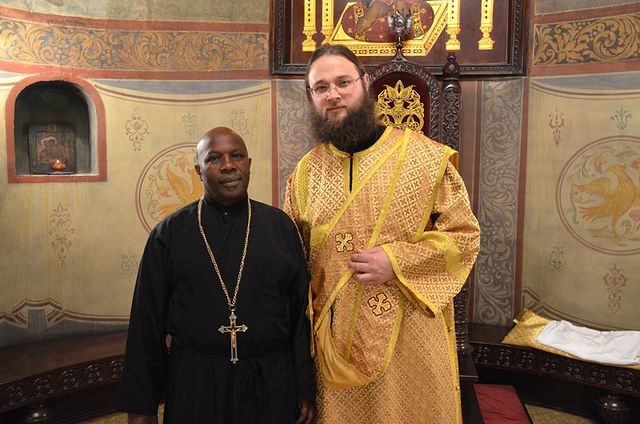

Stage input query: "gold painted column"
[
  {"left": 445, "top": 0, "right": 461, "bottom": 50},
  {"left": 303, "top": 0, "right": 317, "bottom": 51},
  {"left": 321, "top": 0, "right": 334, "bottom": 44},
  {"left": 478, "top": 0, "right": 495, "bottom": 50}
]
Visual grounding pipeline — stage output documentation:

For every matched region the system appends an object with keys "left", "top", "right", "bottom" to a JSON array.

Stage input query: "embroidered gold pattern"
[
  {"left": 284, "top": 128, "right": 479, "bottom": 422},
  {"left": 368, "top": 293, "right": 392, "bottom": 316},
  {"left": 335, "top": 232, "right": 354, "bottom": 252}
]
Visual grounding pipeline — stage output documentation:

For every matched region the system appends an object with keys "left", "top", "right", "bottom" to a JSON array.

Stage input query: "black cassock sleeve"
[
  {"left": 284, "top": 215, "right": 316, "bottom": 404},
  {"left": 119, "top": 226, "right": 170, "bottom": 415}
]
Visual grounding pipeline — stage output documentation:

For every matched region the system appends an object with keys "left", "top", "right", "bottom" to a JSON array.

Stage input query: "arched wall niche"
[{"left": 5, "top": 74, "right": 107, "bottom": 183}]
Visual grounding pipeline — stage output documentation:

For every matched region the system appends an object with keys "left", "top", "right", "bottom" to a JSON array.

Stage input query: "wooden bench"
[
  {"left": 0, "top": 331, "right": 127, "bottom": 423},
  {"left": 1, "top": 330, "right": 485, "bottom": 423},
  {"left": 470, "top": 324, "right": 640, "bottom": 424}
]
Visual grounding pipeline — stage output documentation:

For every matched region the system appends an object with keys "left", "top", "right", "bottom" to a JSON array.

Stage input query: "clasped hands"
[{"left": 348, "top": 246, "right": 395, "bottom": 285}]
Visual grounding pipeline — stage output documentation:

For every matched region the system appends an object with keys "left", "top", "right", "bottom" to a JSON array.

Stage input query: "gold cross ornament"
[{"left": 218, "top": 310, "right": 248, "bottom": 364}]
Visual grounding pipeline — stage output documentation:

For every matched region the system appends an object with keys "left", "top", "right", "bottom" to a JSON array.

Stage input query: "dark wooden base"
[
  {"left": 11, "top": 324, "right": 635, "bottom": 423},
  {"left": 459, "top": 350, "right": 484, "bottom": 423},
  {"left": 1, "top": 383, "right": 121, "bottom": 424},
  {"left": 470, "top": 324, "right": 640, "bottom": 424},
  {"left": 0, "top": 331, "right": 127, "bottom": 423}
]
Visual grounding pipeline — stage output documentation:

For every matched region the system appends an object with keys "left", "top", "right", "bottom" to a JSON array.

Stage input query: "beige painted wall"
[
  {"left": 2, "top": 0, "right": 640, "bottom": 346},
  {"left": 522, "top": 75, "right": 640, "bottom": 329},
  {"left": 1, "top": 0, "right": 268, "bottom": 22},
  {"left": 0, "top": 76, "right": 272, "bottom": 343}
]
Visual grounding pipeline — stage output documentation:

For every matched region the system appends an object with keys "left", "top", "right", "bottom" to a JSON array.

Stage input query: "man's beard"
[{"left": 310, "top": 92, "right": 378, "bottom": 152}]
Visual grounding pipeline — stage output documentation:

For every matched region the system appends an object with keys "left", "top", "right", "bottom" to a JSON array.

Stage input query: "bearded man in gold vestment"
[{"left": 283, "top": 44, "right": 481, "bottom": 423}]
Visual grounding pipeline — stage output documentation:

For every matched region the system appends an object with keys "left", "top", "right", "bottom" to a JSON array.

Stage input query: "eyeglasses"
[{"left": 308, "top": 77, "right": 362, "bottom": 96}]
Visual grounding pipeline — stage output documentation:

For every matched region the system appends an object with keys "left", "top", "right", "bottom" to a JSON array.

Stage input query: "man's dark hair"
[{"left": 304, "top": 44, "right": 367, "bottom": 101}]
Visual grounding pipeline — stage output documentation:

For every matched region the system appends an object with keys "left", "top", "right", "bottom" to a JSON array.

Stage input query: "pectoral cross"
[{"left": 218, "top": 310, "right": 248, "bottom": 364}]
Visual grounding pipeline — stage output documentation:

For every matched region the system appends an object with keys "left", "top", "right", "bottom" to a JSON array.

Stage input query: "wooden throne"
[
  {"left": 369, "top": 50, "right": 470, "bottom": 352},
  {"left": 369, "top": 48, "right": 482, "bottom": 422}
]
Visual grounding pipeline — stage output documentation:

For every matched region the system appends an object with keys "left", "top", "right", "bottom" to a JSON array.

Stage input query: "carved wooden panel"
[
  {"left": 0, "top": 357, "right": 124, "bottom": 412},
  {"left": 471, "top": 325, "right": 640, "bottom": 398}
]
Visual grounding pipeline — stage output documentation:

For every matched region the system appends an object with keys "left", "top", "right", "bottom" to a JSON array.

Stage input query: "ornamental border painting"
[{"left": 271, "top": 0, "right": 525, "bottom": 76}]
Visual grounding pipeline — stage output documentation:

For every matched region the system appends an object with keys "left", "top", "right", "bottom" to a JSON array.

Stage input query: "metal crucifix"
[{"left": 218, "top": 309, "right": 248, "bottom": 364}]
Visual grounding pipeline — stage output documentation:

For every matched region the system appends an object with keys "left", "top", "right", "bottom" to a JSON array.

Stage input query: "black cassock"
[{"left": 120, "top": 197, "right": 315, "bottom": 423}]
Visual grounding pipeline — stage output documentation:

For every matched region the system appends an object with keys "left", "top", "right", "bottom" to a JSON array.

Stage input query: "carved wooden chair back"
[
  {"left": 369, "top": 52, "right": 462, "bottom": 167},
  {"left": 369, "top": 52, "right": 469, "bottom": 352}
]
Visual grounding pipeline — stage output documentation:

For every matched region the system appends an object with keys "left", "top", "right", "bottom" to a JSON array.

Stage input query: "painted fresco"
[
  {"left": 2, "top": 0, "right": 267, "bottom": 22},
  {"left": 534, "top": 12, "right": 640, "bottom": 66},
  {"left": 0, "top": 79, "right": 272, "bottom": 345},
  {"left": 522, "top": 74, "right": 640, "bottom": 330},
  {"left": 536, "top": 0, "right": 638, "bottom": 15},
  {"left": 276, "top": 80, "right": 315, "bottom": 207},
  {"left": 0, "top": 16, "right": 268, "bottom": 73},
  {"left": 473, "top": 79, "right": 524, "bottom": 326},
  {"left": 2, "top": 0, "right": 640, "bottom": 347}
]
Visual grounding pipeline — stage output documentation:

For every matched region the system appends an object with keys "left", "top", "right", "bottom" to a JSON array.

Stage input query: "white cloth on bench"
[{"left": 536, "top": 320, "right": 640, "bottom": 366}]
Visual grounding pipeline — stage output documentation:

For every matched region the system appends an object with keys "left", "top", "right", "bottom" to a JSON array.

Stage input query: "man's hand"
[
  {"left": 349, "top": 246, "right": 395, "bottom": 285},
  {"left": 295, "top": 399, "right": 316, "bottom": 424},
  {"left": 127, "top": 414, "right": 158, "bottom": 424}
]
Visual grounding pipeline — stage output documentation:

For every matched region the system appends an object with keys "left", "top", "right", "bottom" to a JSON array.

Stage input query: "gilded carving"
[
  {"left": 534, "top": 13, "right": 640, "bottom": 66},
  {"left": 374, "top": 79, "right": 425, "bottom": 133},
  {"left": 0, "top": 17, "right": 268, "bottom": 71}
]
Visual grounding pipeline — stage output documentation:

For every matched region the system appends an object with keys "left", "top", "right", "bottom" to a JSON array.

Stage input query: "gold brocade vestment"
[{"left": 284, "top": 127, "right": 480, "bottom": 423}]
